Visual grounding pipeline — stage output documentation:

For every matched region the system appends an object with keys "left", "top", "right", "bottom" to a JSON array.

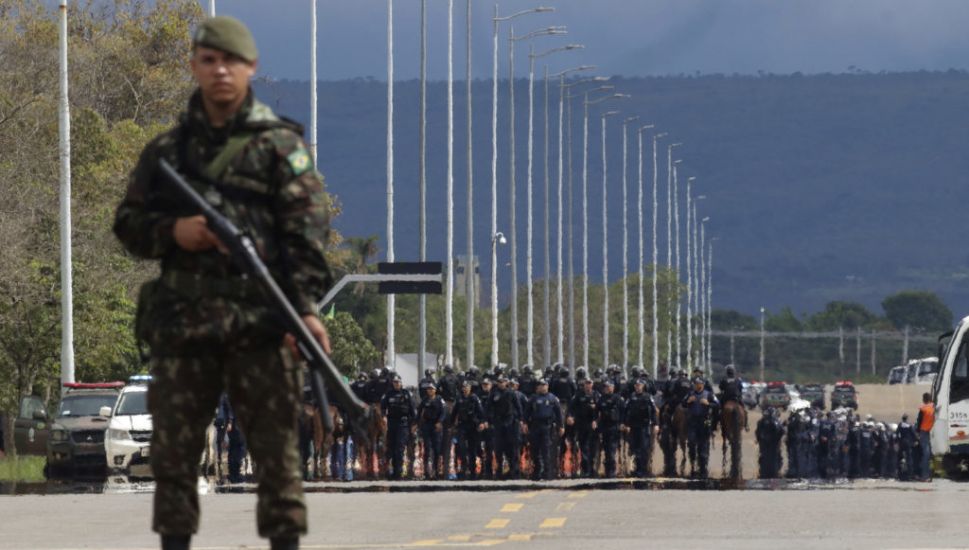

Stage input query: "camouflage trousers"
[{"left": 147, "top": 343, "right": 306, "bottom": 538}]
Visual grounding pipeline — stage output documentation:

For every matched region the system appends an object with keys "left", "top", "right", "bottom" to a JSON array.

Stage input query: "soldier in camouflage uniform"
[{"left": 113, "top": 16, "right": 332, "bottom": 550}]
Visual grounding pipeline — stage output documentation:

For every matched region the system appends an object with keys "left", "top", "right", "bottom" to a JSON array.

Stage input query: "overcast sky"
[{"left": 208, "top": 0, "right": 969, "bottom": 81}]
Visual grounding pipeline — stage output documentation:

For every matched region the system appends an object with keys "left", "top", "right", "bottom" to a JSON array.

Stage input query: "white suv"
[{"left": 102, "top": 376, "right": 152, "bottom": 476}]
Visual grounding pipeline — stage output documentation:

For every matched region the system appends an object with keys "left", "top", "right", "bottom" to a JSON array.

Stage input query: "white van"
[
  {"left": 102, "top": 376, "right": 152, "bottom": 475},
  {"left": 930, "top": 322, "right": 969, "bottom": 477}
]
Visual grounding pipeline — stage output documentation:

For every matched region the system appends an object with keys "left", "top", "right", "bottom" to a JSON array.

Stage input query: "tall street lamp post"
[
  {"left": 636, "top": 124, "right": 655, "bottom": 369},
  {"left": 491, "top": 5, "right": 554, "bottom": 369},
  {"left": 650, "top": 132, "right": 667, "bottom": 378}
]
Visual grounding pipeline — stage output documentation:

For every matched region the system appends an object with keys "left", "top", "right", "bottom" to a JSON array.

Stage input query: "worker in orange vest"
[{"left": 915, "top": 392, "right": 935, "bottom": 481}]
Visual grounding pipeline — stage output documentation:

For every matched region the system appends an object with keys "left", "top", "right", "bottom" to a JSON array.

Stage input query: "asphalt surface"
[{"left": 0, "top": 478, "right": 965, "bottom": 550}]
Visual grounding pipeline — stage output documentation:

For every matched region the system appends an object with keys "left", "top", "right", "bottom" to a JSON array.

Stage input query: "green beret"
[{"left": 193, "top": 16, "right": 258, "bottom": 63}]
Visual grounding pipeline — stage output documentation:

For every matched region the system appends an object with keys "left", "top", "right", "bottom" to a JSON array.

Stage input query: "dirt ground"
[{"left": 701, "top": 383, "right": 927, "bottom": 479}]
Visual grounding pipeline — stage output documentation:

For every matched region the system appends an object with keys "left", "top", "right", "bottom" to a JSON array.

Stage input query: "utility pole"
[
  {"left": 58, "top": 0, "right": 75, "bottom": 385},
  {"left": 856, "top": 326, "right": 862, "bottom": 376},
  {"left": 759, "top": 307, "right": 766, "bottom": 382},
  {"left": 419, "top": 0, "right": 428, "bottom": 373},
  {"left": 465, "top": 0, "right": 474, "bottom": 371},
  {"left": 902, "top": 325, "right": 910, "bottom": 365},
  {"left": 386, "top": 0, "right": 396, "bottom": 369},
  {"left": 871, "top": 329, "right": 877, "bottom": 376}
]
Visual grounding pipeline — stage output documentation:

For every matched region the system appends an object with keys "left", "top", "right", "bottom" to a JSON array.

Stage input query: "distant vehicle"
[
  {"left": 103, "top": 376, "right": 152, "bottom": 476},
  {"left": 13, "top": 395, "right": 50, "bottom": 456},
  {"left": 46, "top": 382, "right": 124, "bottom": 478},
  {"left": 830, "top": 381, "right": 858, "bottom": 410},
  {"left": 796, "top": 383, "right": 826, "bottom": 409},
  {"left": 906, "top": 363, "right": 919, "bottom": 384},
  {"left": 741, "top": 381, "right": 763, "bottom": 409},
  {"left": 888, "top": 366, "right": 908, "bottom": 385},
  {"left": 911, "top": 357, "right": 940, "bottom": 385},
  {"left": 760, "top": 382, "right": 791, "bottom": 410}
]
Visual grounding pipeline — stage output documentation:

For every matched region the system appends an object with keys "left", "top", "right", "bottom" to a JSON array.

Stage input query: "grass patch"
[{"left": 0, "top": 456, "right": 46, "bottom": 482}]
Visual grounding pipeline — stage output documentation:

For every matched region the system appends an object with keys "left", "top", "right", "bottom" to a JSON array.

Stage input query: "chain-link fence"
[{"left": 710, "top": 328, "right": 940, "bottom": 384}]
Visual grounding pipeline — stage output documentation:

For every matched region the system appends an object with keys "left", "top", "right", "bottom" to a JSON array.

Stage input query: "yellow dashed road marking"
[
  {"left": 474, "top": 540, "right": 506, "bottom": 547},
  {"left": 485, "top": 518, "right": 510, "bottom": 529},
  {"left": 555, "top": 501, "right": 576, "bottom": 512},
  {"left": 410, "top": 540, "right": 443, "bottom": 547},
  {"left": 540, "top": 517, "right": 567, "bottom": 529},
  {"left": 500, "top": 503, "right": 524, "bottom": 513}
]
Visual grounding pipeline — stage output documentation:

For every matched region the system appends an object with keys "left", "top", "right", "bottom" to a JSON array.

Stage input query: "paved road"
[{"left": 0, "top": 478, "right": 966, "bottom": 550}]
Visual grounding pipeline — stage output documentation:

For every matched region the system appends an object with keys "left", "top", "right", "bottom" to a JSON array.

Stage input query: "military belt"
[{"left": 160, "top": 269, "right": 260, "bottom": 300}]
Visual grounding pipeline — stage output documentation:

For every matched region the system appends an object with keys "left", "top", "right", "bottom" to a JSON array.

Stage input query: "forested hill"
[{"left": 254, "top": 71, "right": 969, "bottom": 318}]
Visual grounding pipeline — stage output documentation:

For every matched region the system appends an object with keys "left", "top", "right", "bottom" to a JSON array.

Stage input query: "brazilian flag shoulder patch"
[{"left": 286, "top": 147, "right": 312, "bottom": 177}]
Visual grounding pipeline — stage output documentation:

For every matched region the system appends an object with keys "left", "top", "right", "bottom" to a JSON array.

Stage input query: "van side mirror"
[
  {"left": 32, "top": 410, "right": 47, "bottom": 421},
  {"left": 99, "top": 406, "right": 112, "bottom": 418}
]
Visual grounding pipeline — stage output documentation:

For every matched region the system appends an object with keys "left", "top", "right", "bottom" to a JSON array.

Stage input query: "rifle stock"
[{"left": 158, "top": 159, "right": 370, "bottom": 435}]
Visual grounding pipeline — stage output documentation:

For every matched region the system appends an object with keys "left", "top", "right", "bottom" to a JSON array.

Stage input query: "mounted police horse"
[{"left": 720, "top": 400, "right": 746, "bottom": 479}]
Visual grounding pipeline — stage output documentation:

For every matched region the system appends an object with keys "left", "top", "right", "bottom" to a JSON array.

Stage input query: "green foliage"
[
  {"left": 0, "top": 456, "right": 45, "bottom": 482},
  {"left": 322, "top": 311, "right": 380, "bottom": 376},
  {"left": 765, "top": 307, "right": 803, "bottom": 332},
  {"left": 882, "top": 290, "right": 953, "bottom": 333},
  {"left": 806, "top": 301, "right": 878, "bottom": 331},
  {"left": 711, "top": 309, "right": 757, "bottom": 331}
]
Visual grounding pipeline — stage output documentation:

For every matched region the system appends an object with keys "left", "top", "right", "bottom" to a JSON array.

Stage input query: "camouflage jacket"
[{"left": 114, "top": 89, "right": 333, "bottom": 352}]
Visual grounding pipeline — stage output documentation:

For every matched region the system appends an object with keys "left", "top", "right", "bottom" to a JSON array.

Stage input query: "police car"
[
  {"left": 103, "top": 375, "right": 153, "bottom": 476},
  {"left": 759, "top": 382, "right": 791, "bottom": 409},
  {"left": 829, "top": 381, "right": 858, "bottom": 410}
]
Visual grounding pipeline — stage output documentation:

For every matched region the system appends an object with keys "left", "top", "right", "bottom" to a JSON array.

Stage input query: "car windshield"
[
  {"left": 115, "top": 391, "right": 148, "bottom": 415},
  {"left": 58, "top": 394, "right": 117, "bottom": 417}
]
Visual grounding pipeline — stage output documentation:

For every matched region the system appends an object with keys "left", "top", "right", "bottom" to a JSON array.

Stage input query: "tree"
[
  {"left": 765, "top": 307, "right": 803, "bottom": 332},
  {"left": 806, "top": 301, "right": 878, "bottom": 331},
  {"left": 322, "top": 311, "right": 380, "bottom": 377},
  {"left": 882, "top": 290, "right": 953, "bottom": 333},
  {"left": 711, "top": 309, "right": 758, "bottom": 331}
]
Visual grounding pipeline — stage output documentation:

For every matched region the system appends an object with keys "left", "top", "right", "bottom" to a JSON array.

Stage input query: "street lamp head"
[
  {"left": 702, "top": 216, "right": 710, "bottom": 222},
  {"left": 564, "top": 44, "right": 585, "bottom": 50},
  {"left": 638, "top": 124, "right": 655, "bottom": 132},
  {"left": 673, "top": 159, "right": 683, "bottom": 165},
  {"left": 535, "top": 7, "right": 555, "bottom": 13},
  {"left": 602, "top": 110, "right": 620, "bottom": 118},
  {"left": 670, "top": 142, "right": 683, "bottom": 148},
  {"left": 494, "top": 231, "right": 507, "bottom": 244},
  {"left": 688, "top": 176, "right": 696, "bottom": 182},
  {"left": 654, "top": 132, "right": 668, "bottom": 140},
  {"left": 697, "top": 194, "right": 707, "bottom": 200},
  {"left": 624, "top": 115, "right": 640, "bottom": 124}
]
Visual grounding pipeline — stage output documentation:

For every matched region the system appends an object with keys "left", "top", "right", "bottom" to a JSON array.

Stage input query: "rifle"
[{"left": 158, "top": 159, "right": 369, "bottom": 435}]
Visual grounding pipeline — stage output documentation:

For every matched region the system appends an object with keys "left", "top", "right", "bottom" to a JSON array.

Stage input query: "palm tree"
[{"left": 344, "top": 236, "right": 380, "bottom": 296}]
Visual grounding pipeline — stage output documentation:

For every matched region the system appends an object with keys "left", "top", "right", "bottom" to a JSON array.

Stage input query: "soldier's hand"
[
  {"left": 173, "top": 215, "right": 227, "bottom": 253},
  {"left": 591, "top": 421, "right": 598, "bottom": 431},
  {"left": 286, "top": 315, "right": 333, "bottom": 357},
  {"left": 522, "top": 424, "right": 529, "bottom": 435},
  {"left": 435, "top": 422, "right": 443, "bottom": 432},
  {"left": 566, "top": 416, "right": 575, "bottom": 426},
  {"left": 477, "top": 423, "right": 486, "bottom": 432},
  {"left": 559, "top": 428, "right": 565, "bottom": 437}
]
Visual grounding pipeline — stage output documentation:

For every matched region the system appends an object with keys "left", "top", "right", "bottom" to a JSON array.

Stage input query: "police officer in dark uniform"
[
  {"left": 478, "top": 378, "right": 496, "bottom": 478},
  {"left": 685, "top": 376, "right": 717, "bottom": 478},
  {"left": 597, "top": 381, "right": 625, "bottom": 478},
  {"left": 896, "top": 413, "right": 917, "bottom": 480},
  {"left": 490, "top": 376, "right": 524, "bottom": 479},
  {"left": 365, "top": 368, "right": 389, "bottom": 405},
  {"left": 451, "top": 380, "right": 486, "bottom": 480},
  {"left": 350, "top": 374, "right": 369, "bottom": 402},
  {"left": 567, "top": 379, "right": 600, "bottom": 477},
  {"left": 417, "top": 382, "right": 447, "bottom": 479},
  {"left": 817, "top": 411, "right": 836, "bottom": 478},
  {"left": 437, "top": 365, "right": 460, "bottom": 479},
  {"left": 525, "top": 379, "right": 563, "bottom": 480},
  {"left": 381, "top": 375, "right": 416, "bottom": 480},
  {"left": 756, "top": 406, "right": 785, "bottom": 478},
  {"left": 518, "top": 367, "right": 538, "bottom": 397},
  {"left": 623, "top": 378, "right": 658, "bottom": 477}
]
